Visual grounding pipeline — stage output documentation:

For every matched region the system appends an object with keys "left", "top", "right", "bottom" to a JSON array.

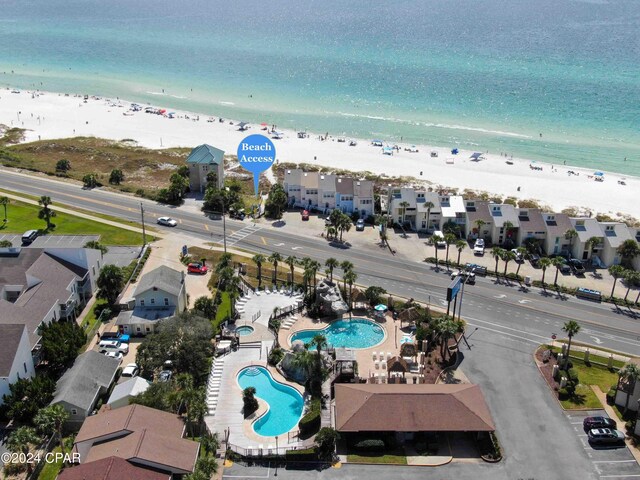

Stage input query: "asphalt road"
[{"left": 2, "top": 168, "right": 639, "bottom": 356}]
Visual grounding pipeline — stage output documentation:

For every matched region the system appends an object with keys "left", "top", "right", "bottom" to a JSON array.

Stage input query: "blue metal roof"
[{"left": 186, "top": 144, "right": 225, "bottom": 165}]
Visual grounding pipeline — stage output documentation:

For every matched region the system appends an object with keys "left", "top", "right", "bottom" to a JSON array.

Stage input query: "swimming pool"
[
  {"left": 237, "top": 366, "right": 304, "bottom": 437},
  {"left": 235, "top": 325, "right": 254, "bottom": 336},
  {"left": 290, "top": 318, "right": 385, "bottom": 349}
]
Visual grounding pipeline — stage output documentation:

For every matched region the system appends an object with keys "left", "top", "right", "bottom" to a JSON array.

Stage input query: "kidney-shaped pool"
[
  {"left": 237, "top": 366, "right": 304, "bottom": 437},
  {"left": 290, "top": 318, "right": 385, "bottom": 349}
]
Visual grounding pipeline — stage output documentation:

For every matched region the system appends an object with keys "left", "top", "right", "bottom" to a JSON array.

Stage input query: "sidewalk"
[{"left": 551, "top": 340, "right": 632, "bottom": 363}]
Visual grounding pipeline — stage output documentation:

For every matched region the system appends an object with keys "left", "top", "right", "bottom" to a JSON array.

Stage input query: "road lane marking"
[
  {"left": 204, "top": 224, "right": 209, "bottom": 231},
  {"left": 261, "top": 236, "right": 266, "bottom": 245}
]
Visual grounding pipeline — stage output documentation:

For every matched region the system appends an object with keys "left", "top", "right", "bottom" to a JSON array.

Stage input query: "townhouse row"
[
  {"left": 386, "top": 187, "right": 640, "bottom": 268},
  {"left": 283, "top": 169, "right": 375, "bottom": 218}
]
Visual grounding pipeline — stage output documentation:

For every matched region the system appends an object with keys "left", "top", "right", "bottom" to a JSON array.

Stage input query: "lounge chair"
[
  {"left": 374, "top": 360, "right": 380, "bottom": 369},
  {"left": 372, "top": 352, "right": 377, "bottom": 360}
]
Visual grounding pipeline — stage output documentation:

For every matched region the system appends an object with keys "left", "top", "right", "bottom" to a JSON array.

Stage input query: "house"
[
  {"left": 487, "top": 204, "right": 520, "bottom": 247},
  {"left": 0, "top": 247, "right": 102, "bottom": 371},
  {"left": 58, "top": 456, "right": 169, "bottom": 480},
  {"left": 516, "top": 208, "right": 546, "bottom": 251},
  {"left": 615, "top": 360, "right": 640, "bottom": 414},
  {"left": 632, "top": 229, "right": 640, "bottom": 271},
  {"left": 416, "top": 192, "right": 442, "bottom": 233},
  {"left": 186, "top": 144, "right": 225, "bottom": 194},
  {"left": 72, "top": 404, "right": 199, "bottom": 476},
  {"left": 107, "top": 377, "right": 151, "bottom": 409},
  {"left": 570, "top": 217, "right": 604, "bottom": 262},
  {"left": 319, "top": 173, "right": 337, "bottom": 211},
  {"left": 300, "top": 171, "right": 320, "bottom": 209},
  {"left": 51, "top": 351, "right": 120, "bottom": 427},
  {"left": 353, "top": 180, "right": 374, "bottom": 218},
  {"left": 465, "top": 200, "right": 492, "bottom": 241},
  {"left": 0, "top": 324, "right": 35, "bottom": 405},
  {"left": 335, "top": 176, "right": 355, "bottom": 213},
  {"left": 600, "top": 222, "right": 634, "bottom": 267},
  {"left": 439, "top": 195, "right": 466, "bottom": 234},
  {"left": 541, "top": 213, "right": 573, "bottom": 256},
  {"left": 283, "top": 169, "right": 304, "bottom": 207},
  {"left": 334, "top": 383, "right": 495, "bottom": 442},
  {"left": 116, "top": 266, "right": 187, "bottom": 336},
  {"left": 388, "top": 188, "right": 417, "bottom": 227}
]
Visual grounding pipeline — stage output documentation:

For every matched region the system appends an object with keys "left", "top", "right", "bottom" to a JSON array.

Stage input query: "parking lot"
[
  {"left": 0, "top": 233, "right": 99, "bottom": 248},
  {"left": 566, "top": 410, "right": 640, "bottom": 479}
]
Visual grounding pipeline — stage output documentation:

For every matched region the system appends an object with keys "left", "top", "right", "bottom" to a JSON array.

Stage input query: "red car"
[
  {"left": 187, "top": 262, "right": 208, "bottom": 274},
  {"left": 301, "top": 210, "right": 310, "bottom": 221}
]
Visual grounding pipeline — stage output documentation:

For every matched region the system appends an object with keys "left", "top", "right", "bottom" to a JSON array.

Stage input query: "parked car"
[
  {"left": 98, "top": 340, "right": 129, "bottom": 354},
  {"left": 550, "top": 256, "right": 572, "bottom": 274},
  {"left": 529, "top": 254, "right": 541, "bottom": 267},
  {"left": 473, "top": 239, "right": 485, "bottom": 256},
  {"left": 100, "top": 332, "right": 130, "bottom": 343},
  {"left": 158, "top": 370, "right": 173, "bottom": 382},
  {"left": 301, "top": 210, "right": 310, "bottom": 221},
  {"left": 451, "top": 270, "right": 476, "bottom": 284},
  {"left": 465, "top": 263, "right": 487, "bottom": 276},
  {"left": 587, "top": 428, "right": 625, "bottom": 445},
  {"left": 188, "top": 262, "right": 208, "bottom": 274},
  {"left": 103, "top": 351, "right": 123, "bottom": 362},
  {"left": 569, "top": 259, "right": 586, "bottom": 275},
  {"left": 121, "top": 363, "right": 139, "bottom": 378},
  {"left": 157, "top": 216, "right": 177, "bottom": 227},
  {"left": 433, "top": 230, "right": 446, "bottom": 248},
  {"left": 22, "top": 230, "right": 38, "bottom": 245},
  {"left": 511, "top": 249, "right": 524, "bottom": 262},
  {"left": 356, "top": 219, "right": 365, "bottom": 231},
  {"left": 583, "top": 417, "right": 617, "bottom": 430}
]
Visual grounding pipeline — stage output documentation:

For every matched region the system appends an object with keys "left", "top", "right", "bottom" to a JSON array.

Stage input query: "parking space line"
[{"left": 593, "top": 460, "right": 638, "bottom": 463}]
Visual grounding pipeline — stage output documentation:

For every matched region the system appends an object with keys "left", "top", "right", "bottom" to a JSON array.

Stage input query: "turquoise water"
[
  {"left": 237, "top": 366, "right": 303, "bottom": 437},
  {"left": 1, "top": 0, "right": 639, "bottom": 174},
  {"left": 235, "top": 325, "right": 254, "bottom": 337},
  {"left": 291, "top": 318, "right": 385, "bottom": 349}
]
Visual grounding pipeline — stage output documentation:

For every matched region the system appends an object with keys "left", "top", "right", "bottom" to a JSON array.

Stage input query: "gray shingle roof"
[
  {"left": 134, "top": 266, "right": 183, "bottom": 298},
  {"left": 107, "top": 377, "right": 151, "bottom": 406},
  {"left": 0, "top": 324, "right": 27, "bottom": 377},
  {"left": 52, "top": 351, "right": 119, "bottom": 411},
  {"left": 186, "top": 144, "right": 224, "bottom": 165}
]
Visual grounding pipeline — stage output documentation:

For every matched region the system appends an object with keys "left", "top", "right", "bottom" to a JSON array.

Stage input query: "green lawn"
[
  {"left": 37, "top": 438, "right": 73, "bottom": 480},
  {"left": 213, "top": 292, "right": 231, "bottom": 332},
  {"left": 347, "top": 452, "right": 407, "bottom": 465},
  {"left": 0, "top": 198, "right": 144, "bottom": 245},
  {"left": 548, "top": 345, "right": 626, "bottom": 369},
  {"left": 560, "top": 383, "right": 602, "bottom": 410}
]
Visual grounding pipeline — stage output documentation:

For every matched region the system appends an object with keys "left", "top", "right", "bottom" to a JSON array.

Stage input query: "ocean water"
[{"left": 1, "top": 0, "right": 639, "bottom": 175}]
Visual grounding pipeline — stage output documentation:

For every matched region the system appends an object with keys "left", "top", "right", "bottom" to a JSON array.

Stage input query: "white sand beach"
[{"left": 1, "top": 88, "right": 638, "bottom": 219}]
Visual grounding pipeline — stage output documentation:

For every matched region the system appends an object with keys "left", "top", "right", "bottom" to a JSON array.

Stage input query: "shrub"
[
  {"left": 285, "top": 447, "right": 317, "bottom": 462},
  {"left": 268, "top": 347, "right": 284, "bottom": 366},
  {"left": 558, "top": 387, "right": 570, "bottom": 400},
  {"left": 243, "top": 387, "right": 259, "bottom": 417},
  {"left": 567, "top": 368, "right": 579, "bottom": 383},
  {"left": 298, "top": 399, "right": 321, "bottom": 435},
  {"left": 353, "top": 439, "right": 385, "bottom": 451},
  {"left": 606, "top": 387, "right": 617, "bottom": 405}
]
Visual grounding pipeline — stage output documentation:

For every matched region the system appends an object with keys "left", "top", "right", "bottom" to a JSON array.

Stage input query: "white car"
[
  {"left": 474, "top": 238, "right": 485, "bottom": 248},
  {"left": 121, "top": 363, "right": 139, "bottom": 378},
  {"left": 473, "top": 239, "right": 485, "bottom": 256},
  {"left": 104, "top": 351, "right": 123, "bottom": 361},
  {"left": 157, "top": 216, "right": 177, "bottom": 227}
]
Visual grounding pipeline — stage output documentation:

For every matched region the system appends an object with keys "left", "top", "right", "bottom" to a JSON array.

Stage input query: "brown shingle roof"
[
  {"left": 58, "top": 456, "right": 169, "bottom": 480},
  {"left": 84, "top": 429, "right": 199, "bottom": 474},
  {"left": 0, "top": 324, "right": 27, "bottom": 377},
  {"left": 335, "top": 383, "right": 495, "bottom": 432},
  {"left": 74, "top": 404, "right": 185, "bottom": 443}
]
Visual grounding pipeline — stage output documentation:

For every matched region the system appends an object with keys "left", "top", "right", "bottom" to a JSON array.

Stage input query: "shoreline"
[{"left": 1, "top": 87, "right": 639, "bottom": 219}]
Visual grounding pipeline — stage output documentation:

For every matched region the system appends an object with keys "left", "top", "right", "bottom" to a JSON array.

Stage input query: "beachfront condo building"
[
  {"left": 186, "top": 144, "right": 225, "bottom": 194},
  {"left": 387, "top": 188, "right": 466, "bottom": 233},
  {"left": 283, "top": 169, "right": 374, "bottom": 217}
]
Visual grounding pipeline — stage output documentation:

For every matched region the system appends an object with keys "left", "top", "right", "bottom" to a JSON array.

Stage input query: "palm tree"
[
  {"left": 623, "top": 271, "right": 640, "bottom": 303},
  {"left": 338, "top": 214, "right": 352, "bottom": 241},
  {"left": 285, "top": 255, "right": 297, "bottom": 285},
  {"left": 35, "top": 404, "right": 69, "bottom": 453},
  {"left": 474, "top": 219, "right": 486, "bottom": 239},
  {"left": 344, "top": 270, "right": 357, "bottom": 309},
  {"left": 444, "top": 233, "right": 457, "bottom": 270},
  {"left": 38, "top": 195, "right": 56, "bottom": 230},
  {"left": 539, "top": 257, "right": 552, "bottom": 288},
  {"left": 215, "top": 252, "right": 233, "bottom": 273},
  {"left": 619, "top": 364, "right": 640, "bottom": 413},
  {"left": 455, "top": 240, "right": 467, "bottom": 267},
  {"left": 430, "top": 233, "right": 443, "bottom": 269},
  {"left": 399, "top": 201, "right": 410, "bottom": 224},
  {"left": 0, "top": 195, "right": 8, "bottom": 223},
  {"left": 617, "top": 239, "right": 640, "bottom": 268},
  {"left": 327, "top": 225, "right": 337, "bottom": 240},
  {"left": 7, "top": 427, "right": 40, "bottom": 474},
  {"left": 341, "top": 260, "right": 354, "bottom": 294},
  {"left": 308, "top": 260, "right": 321, "bottom": 295},
  {"left": 325, "top": 258, "right": 339, "bottom": 283},
  {"left": 609, "top": 264, "right": 626, "bottom": 299},
  {"left": 561, "top": 320, "right": 581, "bottom": 371},
  {"left": 502, "top": 220, "right": 515, "bottom": 245},
  {"left": 302, "top": 261, "right": 315, "bottom": 295},
  {"left": 424, "top": 201, "right": 434, "bottom": 233},
  {"left": 585, "top": 236, "right": 601, "bottom": 259},
  {"left": 491, "top": 247, "right": 504, "bottom": 276},
  {"left": 252, "top": 254, "right": 266, "bottom": 288},
  {"left": 551, "top": 256, "right": 565, "bottom": 286},
  {"left": 565, "top": 228, "right": 578, "bottom": 252},
  {"left": 502, "top": 249, "right": 516, "bottom": 278},
  {"left": 268, "top": 252, "right": 282, "bottom": 285},
  {"left": 514, "top": 246, "right": 527, "bottom": 278},
  {"left": 312, "top": 334, "right": 328, "bottom": 354}
]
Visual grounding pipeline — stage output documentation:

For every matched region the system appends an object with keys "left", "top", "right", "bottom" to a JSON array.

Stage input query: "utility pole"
[
  {"left": 140, "top": 202, "right": 147, "bottom": 246},
  {"left": 222, "top": 200, "right": 227, "bottom": 254}
]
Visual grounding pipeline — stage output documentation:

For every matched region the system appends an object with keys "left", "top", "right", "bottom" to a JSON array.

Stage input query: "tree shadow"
[{"left": 271, "top": 220, "right": 286, "bottom": 228}]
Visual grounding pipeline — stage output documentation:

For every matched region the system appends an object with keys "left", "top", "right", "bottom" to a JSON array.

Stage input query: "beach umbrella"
[
  {"left": 374, "top": 304, "right": 388, "bottom": 312},
  {"left": 594, "top": 171, "right": 604, "bottom": 176},
  {"left": 451, "top": 148, "right": 459, "bottom": 155},
  {"left": 260, "top": 122, "right": 268, "bottom": 126}
]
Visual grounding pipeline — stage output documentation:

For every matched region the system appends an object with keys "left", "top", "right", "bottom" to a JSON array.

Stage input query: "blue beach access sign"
[{"left": 237, "top": 134, "right": 276, "bottom": 196}]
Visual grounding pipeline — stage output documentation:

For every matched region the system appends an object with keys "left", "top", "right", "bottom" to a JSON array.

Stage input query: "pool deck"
[
  {"left": 206, "top": 346, "right": 303, "bottom": 450},
  {"left": 283, "top": 312, "right": 420, "bottom": 383}
]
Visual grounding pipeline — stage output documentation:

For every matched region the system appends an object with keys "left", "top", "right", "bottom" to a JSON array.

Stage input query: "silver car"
[{"left": 157, "top": 216, "right": 177, "bottom": 227}]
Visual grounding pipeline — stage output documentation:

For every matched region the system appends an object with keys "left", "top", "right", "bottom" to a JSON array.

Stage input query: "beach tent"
[
  {"left": 451, "top": 148, "right": 459, "bottom": 155},
  {"left": 470, "top": 152, "right": 484, "bottom": 161},
  {"left": 382, "top": 146, "right": 394, "bottom": 155},
  {"left": 237, "top": 122, "right": 249, "bottom": 131},
  {"left": 372, "top": 140, "right": 384, "bottom": 146}
]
